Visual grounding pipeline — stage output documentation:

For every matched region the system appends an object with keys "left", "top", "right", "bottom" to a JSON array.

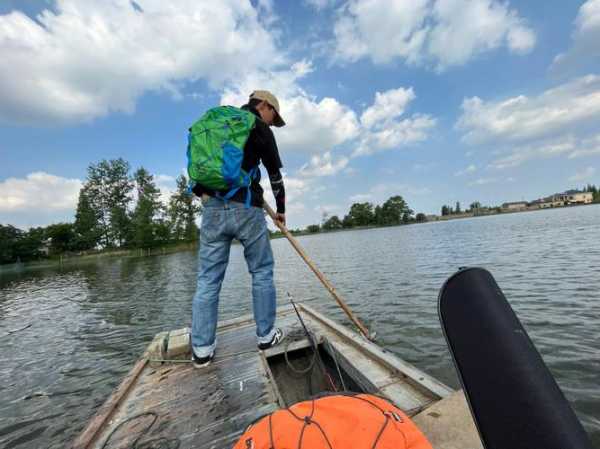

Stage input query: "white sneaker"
[{"left": 258, "top": 328, "right": 285, "bottom": 350}]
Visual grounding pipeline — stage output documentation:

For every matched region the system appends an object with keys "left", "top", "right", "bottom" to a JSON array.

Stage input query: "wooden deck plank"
[
  {"left": 412, "top": 390, "right": 484, "bottom": 449},
  {"left": 91, "top": 317, "right": 284, "bottom": 449},
  {"left": 75, "top": 303, "right": 458, "bottom": 449},
  {"left": 95, "top": 351, "right": 277, "bottom": 449}
]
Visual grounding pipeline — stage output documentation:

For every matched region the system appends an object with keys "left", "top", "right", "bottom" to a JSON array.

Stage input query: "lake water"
[{"left": 1, "top": 205, "right": 599, "bottom": 448}]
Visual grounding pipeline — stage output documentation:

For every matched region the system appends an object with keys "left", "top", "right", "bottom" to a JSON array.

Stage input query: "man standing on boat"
[{"left": 190, "top": 90, "right": 286, "bottom": 368}]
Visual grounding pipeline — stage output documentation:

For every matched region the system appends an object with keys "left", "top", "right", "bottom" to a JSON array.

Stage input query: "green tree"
[
  {"left": 85, "top": 159, "right": 133, "bottom": 248},
  {"left": 73, "top": 187, "right": 102, "bottom": 250},
  {"left": 441, "top": 205, "right": 450, "bottom": 216},
  {"left": 167, "top": 175, "right": 202, "bottom": 242},
  {"left": 374, "top": 205, "right": 384, "bottom": 225},
  {"left": 0, "top": 225, "right": 46, "bottom": 263},
  {"left": 154, "top": 218, "right": 172, "bottom": 245},
  {"left": 585, "top": 184, "right": 600, "bottom": 202},
  {"left": 380, "top": 195, "right": 412, "bottom": 225},
  {"left": 0, "top": 225, "right": 22, "bottom": 264},
  {"left": 322, "top": 215, "right": 343, "bottom": 230},
  {"left": 45, "top": 223, "right": 76, "bottom": 254},
  {"left": 415, "top": 213, "right": 427, "bottom": 222},
  {"left": 455, "top": 201, "right": 461, "bottom": 214},
  {"left": 347, "top": 202, "right": 375, "bottom": 226},
  {"left": 306, "top": 224, "right": 320, "bottom": 233},
  {"left": 342, "top": 214, "right": 354, "bottom": 228},
  {"left": 131, "top": 167, "right": 162, "bottom": 249},
  {"left": 18, "top": 227, "right": 45, "bottom": 261},
  {"left": 469, "top": 201, "right": 481, "bottom": 211}
]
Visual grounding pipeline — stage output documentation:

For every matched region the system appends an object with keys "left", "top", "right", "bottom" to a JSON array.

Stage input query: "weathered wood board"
[{"left": 72, "top": 303, "right": 481, "bottom": 449}]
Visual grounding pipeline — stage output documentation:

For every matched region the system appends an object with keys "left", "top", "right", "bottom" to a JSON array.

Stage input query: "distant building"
[
  {"left": 560, "top": 190, "right": 593, "bottom": 204},
  {"left": 529, "top": 190, "right": 592, "bottom": 209},
  {"left": 530, "top": 197, "right": 563, "bottom": 209},
  {"left": 502, "top": 201, "right": 528, "bottom": 211}
]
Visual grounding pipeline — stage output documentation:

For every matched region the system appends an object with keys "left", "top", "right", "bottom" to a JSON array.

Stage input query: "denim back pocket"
[
  {"left": 200, "top": 208, "right": 222, "bottom": 242},
  {"left": 234, "top": 207, "right": 264, "bottom": 242}
]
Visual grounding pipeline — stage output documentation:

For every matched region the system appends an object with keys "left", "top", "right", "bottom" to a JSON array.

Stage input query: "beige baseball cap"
[{"left": 249, "top": 90, "right": 285, "bottom": 127}]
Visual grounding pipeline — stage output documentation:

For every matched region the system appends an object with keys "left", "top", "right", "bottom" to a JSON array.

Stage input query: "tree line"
[
  {"left": 440, "top": 201, "right": 494, "bottom": 216},
  {"left": 583, "top": 184, "right": 600, "bottom": 203},
  {"left": 303, "top": 195, "right": 423, "bottom": 234},
  {"left": 1, "top": 159, "right": 201, "bottom": 265}
]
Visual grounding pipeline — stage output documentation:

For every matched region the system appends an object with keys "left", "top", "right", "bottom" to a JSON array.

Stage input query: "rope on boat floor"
[{"left": 100, "top": 411, "right": 181, "bottom": 449}]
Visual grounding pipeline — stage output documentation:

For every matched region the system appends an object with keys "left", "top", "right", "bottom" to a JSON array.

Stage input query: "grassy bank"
[{"left": 0, "top": 241, "right": 198, "bottom": 274}]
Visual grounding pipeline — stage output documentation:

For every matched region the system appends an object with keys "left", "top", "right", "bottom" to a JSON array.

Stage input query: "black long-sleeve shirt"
[{"left": 192, "top": 104, "right": 286, "bottom": 213}]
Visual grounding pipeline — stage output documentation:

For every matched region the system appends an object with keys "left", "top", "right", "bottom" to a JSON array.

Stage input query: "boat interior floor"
[{"left": 74, "top": 304, "right": 483, "bottom": 449}]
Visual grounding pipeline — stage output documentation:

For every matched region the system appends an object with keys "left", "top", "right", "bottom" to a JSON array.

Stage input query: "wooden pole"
[{"left": 263, "top": 202, "right": 373, "bottom": 340}]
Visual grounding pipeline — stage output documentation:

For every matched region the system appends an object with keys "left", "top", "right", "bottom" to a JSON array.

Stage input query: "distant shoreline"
[
  {"left": 0, "top": 242, "right": 197, "bottom": 274},
  {"left": 2, "top": 203, "right": 598, "bottom": 272},
  {"left": 270, "top": 201, "right": 600, "bottom": 239}
]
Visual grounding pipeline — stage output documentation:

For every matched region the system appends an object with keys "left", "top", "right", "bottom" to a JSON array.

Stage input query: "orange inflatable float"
[{"left": 233, "top": 393, "right": 432, "bottom": 449}]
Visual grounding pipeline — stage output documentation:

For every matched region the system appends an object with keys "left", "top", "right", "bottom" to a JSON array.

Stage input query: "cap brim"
[{"left": 273, "top": 112, "right": 285, "bottom": 128}]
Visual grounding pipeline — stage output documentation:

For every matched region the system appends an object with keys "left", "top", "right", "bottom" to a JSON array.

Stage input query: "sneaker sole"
[{"left": 192, "top": 360, "right": 212, "bottom": 369}]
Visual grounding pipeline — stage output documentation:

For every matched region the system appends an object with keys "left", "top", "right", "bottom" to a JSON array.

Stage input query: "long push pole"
[{"left": 263, "top": 202, "right": 373, "bottom": 341}]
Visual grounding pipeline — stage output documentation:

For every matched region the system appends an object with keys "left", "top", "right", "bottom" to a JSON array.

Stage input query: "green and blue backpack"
[{"left": 187, "top": 106, "right": 258, "bottom": 206}]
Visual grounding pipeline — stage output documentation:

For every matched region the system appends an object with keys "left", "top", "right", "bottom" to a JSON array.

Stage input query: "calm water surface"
[{"left": 1, "top": 205, "right": 599, "bottom": 448}]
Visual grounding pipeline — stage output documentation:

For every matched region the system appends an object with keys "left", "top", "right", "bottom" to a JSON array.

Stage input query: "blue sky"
[{"left": 1, "top": 0, "right": 600, "bottom": 229}]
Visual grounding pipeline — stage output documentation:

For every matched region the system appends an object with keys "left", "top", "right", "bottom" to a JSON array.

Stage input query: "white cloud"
[
  {"left": 349, "top": 193, "right": 374, "bottom": 202},
  {"left": 0, "top": 172, "right": 82, "bottom": 228},
  {"left": 277, "top": 96, "right": 360, "bottom": 153},
  {"left": 0, "top": 172, "right": 81, "bottom": 212},
  {"left": 360, "top": 88, "right": 415, "bottom": 128},
  {"left": 260, "top": 173, "right": 315, "bottom": 227},
  {"left": 304, "top": 0, "right": 338, "bottom": 10},
  {"left": 0, "top": 0, "right": 283, "bottom": 125},
  {"left": 225, "top": 82, "right": 434, "bottom": 160},
  {"left": 454, "top": 164, "right": 477, "bottom": 176},
  {"left": 569, "top": 167, "right": 596, "bottom": 182},
  {"left": 333, "top": 0, "right": 431, "bottom": 66},
  {"left": 353, "top": 114, "right": 436, "bottom": 156},
  {"left": 332, "top": 0, "right": 535, "bottom": 70},
  {"left": 488, "top": 138, "right": 576, "bottom": 169},
  {"left": 568, "top": 148, "right": 600, "bottom": 159},
  {"left": 552, "top": 0, "right": 600, "bottom": 75},
  {"left": 286, "top": 202, "right": 307, "bottom": 216},
  {"left": 427, "top": 0, "right": 535, "bottom": 70},
  {"left": 260, "top": 173, "right": 310, "bottom": 206},
  {"left": 457, "top": 75, "right": 600, "bottom": 145},
  {"left": 350, "top": 182, "right": 430, "bottom": 204},
  {"left": 314, "top": 204, "right": 341, "bottom": 221},
  {"left": 468, "top": 177, "right": 498, "bottom": 186},
  {"left": 489, "top": 132, "right": 600, "bottom": 169},
  {"left": 350, "top": 87, "right": 435, "bottom": 157},
  {"left": 154, "top": 174, "right": 177, "bottom": 207},
  {"left": 568, "top": 133, "right": 600, "bottom": 159},
  {"left": 298, "top": 152, "right": 349, "bottom": 177},
  {"left": 219, "top": 63, "right": 361, "bottom": 155}
]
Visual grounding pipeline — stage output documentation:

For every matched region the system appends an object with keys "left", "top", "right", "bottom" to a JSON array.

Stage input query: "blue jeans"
[{"left": 191, "top": 197, "right": 277, "bottom": 358}]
